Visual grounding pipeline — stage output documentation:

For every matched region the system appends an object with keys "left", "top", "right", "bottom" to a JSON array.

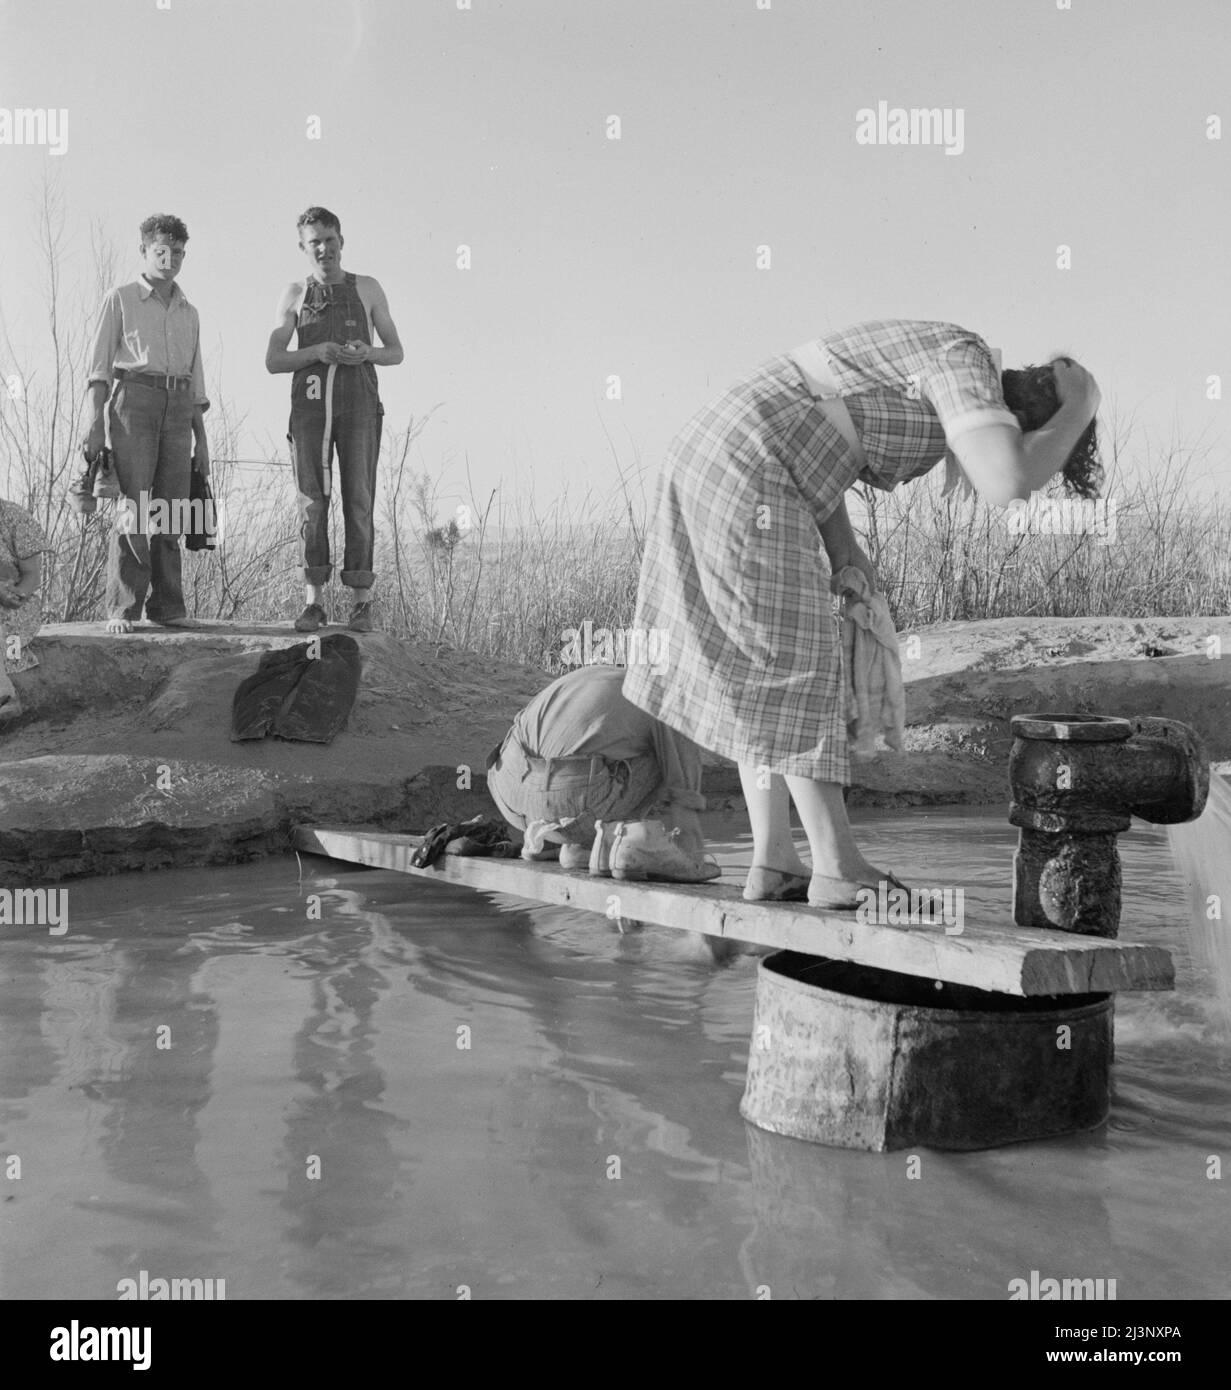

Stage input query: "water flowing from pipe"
[{"left": 1167, "top": 769, "right": 1231, "bottom": 1035}]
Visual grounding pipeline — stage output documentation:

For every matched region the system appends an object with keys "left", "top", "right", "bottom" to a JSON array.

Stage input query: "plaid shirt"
[{"left": 820, "top": 319, "right": 1017, "bottom": 491}]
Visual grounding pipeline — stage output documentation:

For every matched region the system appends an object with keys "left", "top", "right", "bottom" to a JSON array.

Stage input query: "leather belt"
[
  {"left": 115, "top": 368, "right": 193, "bottom": 392},
  {"left": 787, "top": 341, "right": 867, "bottom": 470}
]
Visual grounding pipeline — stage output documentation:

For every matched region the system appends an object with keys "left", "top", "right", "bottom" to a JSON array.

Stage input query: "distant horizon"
[{"left": 2, "top": 0, "right": 1228, "bottom": 515}]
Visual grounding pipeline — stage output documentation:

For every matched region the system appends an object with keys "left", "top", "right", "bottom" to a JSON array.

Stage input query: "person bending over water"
[
  {"left": 486, "top": 663, "right": 719, "bottom": 882},
  {"left": 621, "top": 319, "right": 1101, "bottom": 908}
]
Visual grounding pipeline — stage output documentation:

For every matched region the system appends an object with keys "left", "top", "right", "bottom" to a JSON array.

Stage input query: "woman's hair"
[{"left": 1001, "top": 361, "right": 1102, "bottom": 499}]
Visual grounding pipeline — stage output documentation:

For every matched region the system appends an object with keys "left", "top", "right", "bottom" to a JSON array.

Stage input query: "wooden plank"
[{"left": 292, "top": 825, "right": 1175, "bottom": 998}]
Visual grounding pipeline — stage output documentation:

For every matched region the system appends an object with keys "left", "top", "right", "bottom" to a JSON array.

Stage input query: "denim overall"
[{"left": 288, "top": 272, "right": 383, "bottom": 588}]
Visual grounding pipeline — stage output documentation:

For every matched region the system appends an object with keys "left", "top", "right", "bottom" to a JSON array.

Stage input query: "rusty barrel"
[{"left": 740, "top": 953, "right": 1112, "bottom": 1151}]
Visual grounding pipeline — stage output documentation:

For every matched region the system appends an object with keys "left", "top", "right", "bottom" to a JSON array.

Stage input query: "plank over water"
[{"left": 292, "top": 825, "right": 1174, "bottom": 998}]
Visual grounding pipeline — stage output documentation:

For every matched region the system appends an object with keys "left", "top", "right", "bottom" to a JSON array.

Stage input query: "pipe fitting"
[{"left": 1008, "top": 713, "right": 1209, "bottom": 937}]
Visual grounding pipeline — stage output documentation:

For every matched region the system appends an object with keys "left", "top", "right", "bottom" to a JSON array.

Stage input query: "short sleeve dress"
[
  {"left": 0, "top": 498, "right": 50, "bottom": 673},
  {"left": 620, "top": 320, "right": 1019, "bottom": 785}
]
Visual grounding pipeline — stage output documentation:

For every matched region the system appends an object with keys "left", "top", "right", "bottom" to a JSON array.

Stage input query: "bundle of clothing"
[
  {"left": 830, "top": 565, "right": 907, "bottom": 758},
  {"left": 410, "top": 816, "right": 521, "bottom": 867}
]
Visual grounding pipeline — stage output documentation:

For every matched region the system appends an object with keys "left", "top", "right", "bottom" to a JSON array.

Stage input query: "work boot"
[
  {"left": 589, "top": 819, "right": 620, "bottom": 877},
  {"left": 558, "top": 843, "right": 590, "bottom": 870},
  {"left": 609, "top": 820, "right": 722, "bottom": 884},
  {"left": 348, "top": 601, "right": 376, "bottom": 633},
  {"left": 294, "top": 603, "right": 328, "bottom": 632}
]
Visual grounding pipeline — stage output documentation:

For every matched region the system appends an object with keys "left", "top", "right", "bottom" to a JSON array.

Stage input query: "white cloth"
[{"left": 829, "top": 566, "right": 907, "bottom": 758}]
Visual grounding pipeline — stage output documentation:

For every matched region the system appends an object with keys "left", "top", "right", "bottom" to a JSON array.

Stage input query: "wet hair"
[
  {"left": 1001, "top": 360, "right": 1102, "bottom": 499},
  {"left": 297, "top": 206, "right": 342, "bottom": 239},
  {"left": 139, "top": 214, "right": 189, "bottom": 246}
]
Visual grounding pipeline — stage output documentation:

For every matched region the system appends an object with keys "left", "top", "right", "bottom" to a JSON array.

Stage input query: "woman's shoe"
[
  {"left": 610, "top": 820, "right": 722, "bottom": 883},
  {"left": 808, "top": 869, "right": 910, "bottom": 910},
  {"left": 743, "top": 866, "right": 811, "bottom": 902}
]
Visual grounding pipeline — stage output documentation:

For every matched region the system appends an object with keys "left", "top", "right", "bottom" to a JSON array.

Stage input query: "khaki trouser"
[{"left": 485, "top": 733, "right": 663, "bottom": 845}]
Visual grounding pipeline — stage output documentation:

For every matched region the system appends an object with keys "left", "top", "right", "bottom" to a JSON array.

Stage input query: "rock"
[{"left": 1, "top": 623, "right": 544, "bottom": 882}]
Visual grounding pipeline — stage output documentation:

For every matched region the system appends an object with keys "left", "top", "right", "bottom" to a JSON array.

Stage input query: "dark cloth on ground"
[{"left": 230, "top": 633, "right": 362, "bottom": 743}]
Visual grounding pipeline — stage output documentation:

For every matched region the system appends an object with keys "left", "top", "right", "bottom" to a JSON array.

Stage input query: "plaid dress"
[{"left": 622, "top": 320, "right": 1017, "bottom": 781}]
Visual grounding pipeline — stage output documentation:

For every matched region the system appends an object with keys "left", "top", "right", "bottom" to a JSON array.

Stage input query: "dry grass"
[
  {"left": 3, "top": 183, "right": 1226, "bottom": 664},
  {"left": 4, "top": 398, "right": 1228, "bottom": 671}
]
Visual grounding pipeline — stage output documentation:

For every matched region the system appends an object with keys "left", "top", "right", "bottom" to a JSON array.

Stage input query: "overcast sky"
[{"left": 1, "top": 0, "right": 1228, "bottom": 514}]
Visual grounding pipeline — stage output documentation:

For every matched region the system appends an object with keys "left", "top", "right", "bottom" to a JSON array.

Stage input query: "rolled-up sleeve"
[
  {"left": 923, "top": 335, "right": 1020, "bottom": 443},
  {"left": 189, "top": 314, "right": 209, "bottom": 411},
  {"left": 86, "top": 289, "right": 121, "bottom": 390}
]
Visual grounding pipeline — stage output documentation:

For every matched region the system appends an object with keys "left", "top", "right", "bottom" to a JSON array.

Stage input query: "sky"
[{"left": 1, "top": 0, "right": 1228, "bottom": 516}]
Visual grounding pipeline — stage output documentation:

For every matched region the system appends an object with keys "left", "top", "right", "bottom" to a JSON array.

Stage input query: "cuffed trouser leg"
[
  {"left": 336, "top": 403, "right": 382, "bottom": 590},
  {"left": 289, "top": 415, "right": 333, "bottom": 586}
]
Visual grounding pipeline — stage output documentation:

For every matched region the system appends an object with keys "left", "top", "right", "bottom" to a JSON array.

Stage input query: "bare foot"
[{"left": 106, "top": 617, "right": 134, "bottom": 635}]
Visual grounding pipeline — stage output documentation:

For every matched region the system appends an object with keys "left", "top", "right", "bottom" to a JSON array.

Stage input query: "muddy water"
[{"left": 1, "top": 808, "right": 1227, "bottom": 1300}]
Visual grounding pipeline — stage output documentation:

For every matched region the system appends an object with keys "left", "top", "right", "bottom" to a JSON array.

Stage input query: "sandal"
[
  {"left": 809, "top": 869, "right": 910, "bottom": 911},
  {"left": 743, "top": 866, "right": 811, "bottom": 902}
]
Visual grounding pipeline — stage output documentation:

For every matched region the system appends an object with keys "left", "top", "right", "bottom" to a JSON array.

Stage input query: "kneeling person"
[{"left": 486, "top": 664, "right": 718, "bottom": 883}]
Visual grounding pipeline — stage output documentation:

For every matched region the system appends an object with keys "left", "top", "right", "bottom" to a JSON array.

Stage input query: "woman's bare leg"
[
  {"left": 784, "top": 775, "right": 882, "bottom": 881},
  {"left": 737, "top": 764, "right": 810, "bottom": 875}
]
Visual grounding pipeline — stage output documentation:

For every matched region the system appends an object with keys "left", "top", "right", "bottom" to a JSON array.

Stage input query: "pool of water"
[{"left": 2, "top": 808, "right": 1228, "bottom": 1300}]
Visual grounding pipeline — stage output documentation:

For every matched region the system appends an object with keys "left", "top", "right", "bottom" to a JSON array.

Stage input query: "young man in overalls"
[{"left": 266, "top": 206, "right": 404, "bottom": 632}]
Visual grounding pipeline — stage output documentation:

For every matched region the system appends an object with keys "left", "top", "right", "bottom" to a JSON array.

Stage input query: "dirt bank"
[{"left": 2, "top": 616, "right": 1227, "bottom": 881}]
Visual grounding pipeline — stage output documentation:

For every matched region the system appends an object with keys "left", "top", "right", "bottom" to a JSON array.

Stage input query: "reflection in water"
[{"left": 0, "top": 810, "right": 1227, "bottom": 1299}]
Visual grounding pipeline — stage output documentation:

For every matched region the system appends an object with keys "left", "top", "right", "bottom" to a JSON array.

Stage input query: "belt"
[
  {"left": 787, "top": 341, "right": 867, "bottom": 470},
  {"left": 115, "top": 368, "right": 193, "bottom": 392}
]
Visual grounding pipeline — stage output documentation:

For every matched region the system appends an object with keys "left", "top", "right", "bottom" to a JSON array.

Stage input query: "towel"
[{"left": 829, "top": 566, "right": 907, "bottom": 758}]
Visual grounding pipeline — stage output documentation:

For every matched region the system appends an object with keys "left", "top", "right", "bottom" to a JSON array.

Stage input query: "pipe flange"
[
  {"left": 1008, "top": 805, "right": 1132, "bottom": 835},
  {"left": 1129, "top": 716, "right": 1211, "bottom": 824},
  {"left": 1010, "top": 713, "right": 1133, "bottom": 743}
]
